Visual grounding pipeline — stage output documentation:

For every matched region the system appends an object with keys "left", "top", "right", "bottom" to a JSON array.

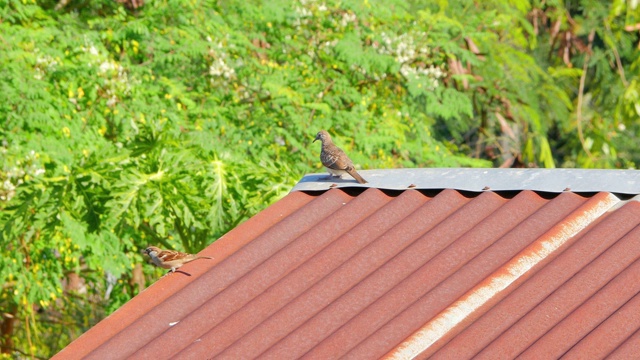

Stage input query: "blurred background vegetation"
[{"left": 1, "top": 0, "right": 639, "bottom": 357}]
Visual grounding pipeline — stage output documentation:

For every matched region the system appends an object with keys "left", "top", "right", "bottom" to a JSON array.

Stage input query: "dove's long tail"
[{"left": 347, "top": 168, "right": 368, "bottom": 184}]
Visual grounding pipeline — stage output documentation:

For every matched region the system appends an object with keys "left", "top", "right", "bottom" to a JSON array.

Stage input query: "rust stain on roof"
[{"left": 54, "top": 184, "right": 640, "bottom": 360}]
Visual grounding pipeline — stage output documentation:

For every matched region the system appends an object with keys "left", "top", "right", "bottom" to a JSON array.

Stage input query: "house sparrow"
[{"left": 144, "top": 246, "right": 213, "bottom": 273}]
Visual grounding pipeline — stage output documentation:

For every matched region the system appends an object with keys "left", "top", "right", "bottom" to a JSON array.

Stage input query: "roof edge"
[{"left": 292, "top": 168, "right": 640, "bottom": 194}]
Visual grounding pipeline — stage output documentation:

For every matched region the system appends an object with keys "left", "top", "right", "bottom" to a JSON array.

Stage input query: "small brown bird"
[
  {"left": 313, "top": 130, "right": 368, "bottom": 184},
  {"left": 144, "top": 246, "right": 213, "bottom": 273}
]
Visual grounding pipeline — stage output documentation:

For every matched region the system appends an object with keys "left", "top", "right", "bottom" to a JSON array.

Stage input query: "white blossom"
[
  {"left": 209, "top": 58, "right": 235, "bottom": 79},
  {"left": 340, "top": 12, "right": 357, "bottom": 27}
]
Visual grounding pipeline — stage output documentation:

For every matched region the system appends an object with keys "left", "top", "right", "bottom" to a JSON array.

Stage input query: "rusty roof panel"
[
  {"left": 293, "top": 190, "right": 546, "bottom": 360},
  {"left": 258, "top": 191, "right": 511, "bottom": 360},
  {"left": 429, "top": 201, "right": 640, "bottom": 360},
  {"left": 519, "top": 257, "right": 640, "bottom": 359},
  {"left": 181, "top": 189, "right": 465, "bottom": 359},
  {"left": 606, "top": 320, "right": 640, "bottom": 359},
  {"left": 351, "top": 192, "right": 595, "bottom": 359},
  {"left": 55, "top": 174, "right": 640, "bottom": 360},
  {"left": 85, "top": 189, "right": 357, "bottom": 359},
  {"left": 559, "top": 279, "right": 640, "bottom": 359},
  {"left": 467, "top": 209, "right": 640, "bottom": 360},
  {"left": 136, "top": 188, "right": 399, "bottom": 358},
  {"left": 53, "top": 190, "right": 316, "bottom": 360}
]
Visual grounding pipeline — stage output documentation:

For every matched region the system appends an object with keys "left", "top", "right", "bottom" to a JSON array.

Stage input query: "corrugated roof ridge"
[
  {"left": 208, "top": 190, "right": 439, "bottom": 359},
  {"left": 259, "top": 191, "right": 510, "bottom": 359},
  {"left": 134, "top": 188, "right": 391, "bottom": 358},
  {"left": 473, "top": 212, "right": 640, "bottom": 360},
  {"left": 543, "top": 246, "right": 640, "bottom": 358},
  {"left": 386, "top": 192, "right": 620, "bottom": 360},
  {"left": 86, "top": 189, "right": 353, "bottom": 359},
  {"left": 175, "top": 189, "right": 434, "bottom": 358},
  {"left": 605, "top": 322, "right": 640, "bottom": 359},
  {"left": 52, "top": 190, "right": 314, "bottom": 360},
  {"left": 343, "top": 191, "right": 588, "bottom": 359},
  {"left": 429, "top": 200, "right": 640, "bottom": 360},
  {"left": 53, "top": 176, "right": 640, "bottom": 360},
  {"left": 297, "top": 191, "right": 546, "bottom": 359},
  {"left": 518, "top": 256, "right": 640, "bottom": 359}
]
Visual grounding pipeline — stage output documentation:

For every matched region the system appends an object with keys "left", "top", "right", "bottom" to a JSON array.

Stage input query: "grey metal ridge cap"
[{"left": 291, "top": 168, "right": 640, "bottom": 194}]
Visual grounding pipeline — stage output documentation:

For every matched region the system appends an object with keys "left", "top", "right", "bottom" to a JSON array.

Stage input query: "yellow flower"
[
  {"left": 165, "top": 93, "right": 172, "bottom": 99},
  {"left": 77, "top": 87, "right": 85, "bottom": 99},
  {"left": 62, "top": 127, "right": 71, "bottom": 137}
]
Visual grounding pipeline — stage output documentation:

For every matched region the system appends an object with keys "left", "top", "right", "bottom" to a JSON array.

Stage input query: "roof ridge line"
[{"left": 292, "top": 168, "right": 640, "bottom": 194}]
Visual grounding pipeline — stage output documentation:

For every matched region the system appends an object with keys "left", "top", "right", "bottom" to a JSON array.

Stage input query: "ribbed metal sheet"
[
  {"left": 292, "top": 168, "right": 640, "bottom": 194},
  {"left": 54, "top": 186, "right": 640, "bottom": 359}
]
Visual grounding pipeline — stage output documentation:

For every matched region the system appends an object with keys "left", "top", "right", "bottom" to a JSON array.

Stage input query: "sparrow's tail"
[
  {"left": 187, "top": 256, "right": 213, "bottom": 263},
  {"left": 347, "top": 168, "right": 368, "bottom": 184}
]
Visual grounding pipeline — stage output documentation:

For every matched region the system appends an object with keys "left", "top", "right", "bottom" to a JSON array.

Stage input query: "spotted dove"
[{"left": 313, "top": 130, "right": 368, "bottom": 184}]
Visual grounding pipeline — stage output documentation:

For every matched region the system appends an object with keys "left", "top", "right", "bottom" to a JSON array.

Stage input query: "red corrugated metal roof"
[{"left": 53, "top": 185, "right": 640, "bottom": 359}]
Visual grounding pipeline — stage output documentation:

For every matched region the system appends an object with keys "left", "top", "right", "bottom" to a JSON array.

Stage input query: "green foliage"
[{"left": 0, "top": 0, "right": 638, "bottom": 357}]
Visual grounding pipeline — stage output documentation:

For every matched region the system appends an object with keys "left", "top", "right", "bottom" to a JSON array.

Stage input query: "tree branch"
[
  {"left": 605, "top": 24, "right": 629, "bottom": 87},
  {"left": 576, "top": 30, "right": 595, "bottom": 159}
]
